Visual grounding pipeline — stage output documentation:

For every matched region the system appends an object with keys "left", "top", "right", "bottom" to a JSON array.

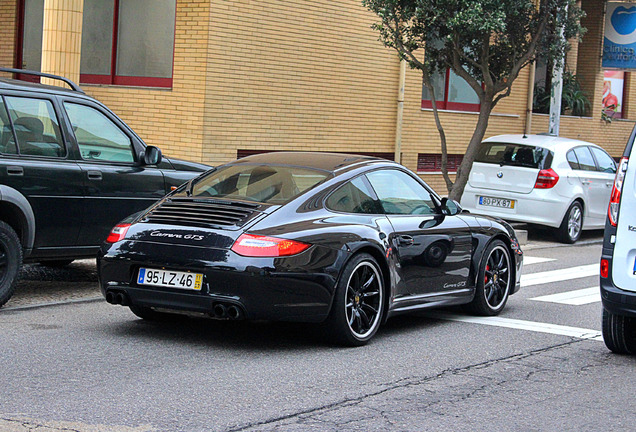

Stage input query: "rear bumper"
[
  {"left": 601, "top": 255, "right": 636, "bottom": 318},
  {"left": 98, "top": 240, "right": 346, "bottom": 323},
  {"left": 460, "top": 189, "right": 568, "bottom": 228}
]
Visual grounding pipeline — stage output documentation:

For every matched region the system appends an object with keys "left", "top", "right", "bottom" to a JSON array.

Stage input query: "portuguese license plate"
[
  {"left": 479, "top": 196, "right": 515, "bottom": 209},
  {"left": 137, "top": 268, "right": 203, "bottom": 290}
]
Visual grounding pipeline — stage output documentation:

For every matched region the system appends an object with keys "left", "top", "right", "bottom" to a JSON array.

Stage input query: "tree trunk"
[{"left": 448, "top": 99, "right": 494, "bottom": 202}]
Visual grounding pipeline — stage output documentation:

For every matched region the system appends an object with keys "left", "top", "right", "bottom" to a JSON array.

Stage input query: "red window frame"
[
  {"left": 417, "top": 153, "right": 464, "bottom": 173},
  {"left": 237, "top": 149, "right": 395, "bottom": 160},
  {"left": 421, "top": 69, "right": 480, "bottom": 112},
  {"left": 80, "top": 0, "right": 175, "bottom": 88}
]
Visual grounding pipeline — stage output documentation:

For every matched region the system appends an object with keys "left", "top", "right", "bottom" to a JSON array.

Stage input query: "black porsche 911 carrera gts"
[{"left": 98, "top": 152, "right": 523, "bottom": 346}]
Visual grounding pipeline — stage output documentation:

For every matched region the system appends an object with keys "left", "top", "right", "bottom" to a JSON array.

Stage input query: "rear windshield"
[
  {"left": 475, "top": 142, "right": 553, "bottom": 169},
  {"left": 190, "top": 164, "right": 329, "bottom": 204}
]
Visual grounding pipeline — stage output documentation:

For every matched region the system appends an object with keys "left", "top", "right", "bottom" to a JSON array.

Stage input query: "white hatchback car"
[{"left": 460, "top": 134, "right": 617, "bottom": 243}]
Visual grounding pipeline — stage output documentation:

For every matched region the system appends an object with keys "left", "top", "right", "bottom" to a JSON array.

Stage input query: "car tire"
[
  {"left": 602, "top": 307, "right": 636, "bottom": 354},
  {"left": 38, "top": 259, "right": 74, "bottom": 267},
  {"left": 464, "top": 240, "right": 511, "bottom": 316},
  {"left": 557, "top": 201, "right": 583, "bottom": 244},
  {"left": 0, "top": 221, "right": 22, "bottom": 308},
  {"left": 325, "top": 253, "right": 384, "bottom": 346}
]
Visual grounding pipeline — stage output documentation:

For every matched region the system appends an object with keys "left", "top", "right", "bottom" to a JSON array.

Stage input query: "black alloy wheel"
[
  {"left": 327, "top": 253, "right": 384, "bottom": 346},
  {"left": 465, "top": 240, "right": 511, "bottom": 316},
  {"left": 0, "top": 221, "right": 22, "bottom": 307}
]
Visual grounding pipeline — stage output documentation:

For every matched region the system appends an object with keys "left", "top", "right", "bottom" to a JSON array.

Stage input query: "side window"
[
  {"left": 0, "top": 98, "right": 17, "bottom": 154},
  {"left": 64, "top": 103, "right": 134, "bottom": 163},
  {"left": 5, "top": 96, "right": 65, "bottom": 157},
  {"left": 590, "top": 147, "right": 617, "bottom": 173},
  {"left": 326, "top": 177, "right": 380, "bottom": 214},
  {"left": 572, "top": 147, "right": 596, "bottom": 171},
  {"left": 566, "top": 149, "right": 580, "bottom": 170},
  {"left": 366, "top": 169, "right": 436, "bottom": 215}
]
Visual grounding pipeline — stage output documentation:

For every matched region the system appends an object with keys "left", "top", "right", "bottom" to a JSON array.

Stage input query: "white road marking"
[
  {"left": 530, "top": 287, "right": 601, "bottom": 305},
  {"left": 523, "top": 256, "right": 557, "bottom": 265},
  {"left": 520, "top": 264, "right": 598, "bottom": 287},
  {"left": 427, "top": 311, "right": 603, "bottom": 341}
]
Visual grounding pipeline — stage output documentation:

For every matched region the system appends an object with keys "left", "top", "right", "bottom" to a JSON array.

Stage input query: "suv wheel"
[
  {"left": 557, "top": 201, "right": 583, "bottom": 244},
  {"left": 602, "top": 308, "right": 636, "bottom": 354},
  {"left": 0, "top": 221, "right": 22, "bottom": 307}
]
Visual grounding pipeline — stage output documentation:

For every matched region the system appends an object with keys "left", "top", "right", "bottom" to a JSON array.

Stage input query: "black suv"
[{"left": 0, "top": 68, "right": 210, "bottom": 307}]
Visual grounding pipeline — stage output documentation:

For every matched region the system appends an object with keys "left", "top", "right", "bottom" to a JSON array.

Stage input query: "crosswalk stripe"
[
  {"left": 530, "top": 287, "right": 601, "bottom": 305},
  {"left": 523, "top": 256, "right": 557, "bottom": 265},
  {"left": 427, "top": 311, "right": 603, "bottom": 341},
  {"left": 520, "top": 264, "right": 598, "bottom": 287}
]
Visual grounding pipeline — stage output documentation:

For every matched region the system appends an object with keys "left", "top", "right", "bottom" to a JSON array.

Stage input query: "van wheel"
[
  {"left": 602, "top": 308, "right": 636, "bottom": 354},
  {"left": 0, "top": 221, "right": 22, "bottom": 307},
  {"left": 557, "top": 201, "right": 583, "bottom": 244}
]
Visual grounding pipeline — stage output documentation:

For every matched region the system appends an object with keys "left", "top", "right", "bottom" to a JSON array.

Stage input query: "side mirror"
[
  {"left": 441, "top": 197, "right": 462, "bottom": 216},
  {"left": 140, "top": 145, "right": 162, "bottom": 166}
]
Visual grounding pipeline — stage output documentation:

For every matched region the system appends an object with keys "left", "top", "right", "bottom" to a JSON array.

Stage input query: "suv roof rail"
[{"left": 0, "top": 67, "right": 84, "bottom": 93}]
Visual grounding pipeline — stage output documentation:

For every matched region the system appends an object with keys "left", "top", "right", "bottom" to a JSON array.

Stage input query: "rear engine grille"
[{"left": 143, "top": 198, "right": 261, "bottom": 228}]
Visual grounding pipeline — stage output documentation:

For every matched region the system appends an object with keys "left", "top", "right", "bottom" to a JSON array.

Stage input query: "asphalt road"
[{"left": 0, "top": 229, "right": 634, "bottom": 431}]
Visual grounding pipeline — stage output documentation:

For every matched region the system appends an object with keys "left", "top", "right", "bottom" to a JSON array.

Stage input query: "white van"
[{"left": 600, "top": 126, "right": 636, "bottom": 354}]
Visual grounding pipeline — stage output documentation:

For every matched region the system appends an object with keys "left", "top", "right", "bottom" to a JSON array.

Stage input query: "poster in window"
[{"left": 603, "top": 70, "right": 624, "bottom": 119}]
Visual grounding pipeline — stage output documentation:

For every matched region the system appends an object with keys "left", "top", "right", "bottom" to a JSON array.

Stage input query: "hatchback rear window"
[
  {"left": 191, "top": 164, "right": 329, "bottom": 204},
  {"left": 475, "top": 142, "right": 553, "bottom": 169}
]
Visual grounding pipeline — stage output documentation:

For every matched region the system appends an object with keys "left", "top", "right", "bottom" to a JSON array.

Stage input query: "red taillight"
[
  {"left": 106, "top": 223, "right": 131, "bottom": 243},
  {"left": 600, "top": 258, "right": 609, "bottom": 279},
  {"left": 534, "top": 168, "right": 559, "bottom": 189},
  {"left": 608, "top": 157, "right": 628, "bottom": 227},
  {"left": 231, "top": 233, "right": 311, "bottom": 257}
]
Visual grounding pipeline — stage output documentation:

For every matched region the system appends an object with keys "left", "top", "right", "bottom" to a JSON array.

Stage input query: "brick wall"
[
  {"left": 0, "top": 1, "right": 17, "bottom": 70},
  {"left": 202, "top": 0, "right": 399, "bottom": 166}
]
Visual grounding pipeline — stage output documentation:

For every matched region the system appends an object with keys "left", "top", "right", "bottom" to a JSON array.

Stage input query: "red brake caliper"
[{"left": 484, "top": 265, "right": 490, "bottom": 284}]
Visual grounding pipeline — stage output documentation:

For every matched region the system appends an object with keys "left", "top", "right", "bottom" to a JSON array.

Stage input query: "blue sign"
[{"left": 603, "top": 2, "right": 636, "bottom": 69}]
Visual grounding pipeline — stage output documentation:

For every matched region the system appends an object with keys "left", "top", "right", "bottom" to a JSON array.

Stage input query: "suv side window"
[
  {"left": 572, "top": 146, "right": 596, "bottom": 171},
  {"left": 5, "top": 96, "right": 66, "bottom": 157},
  {"left": 64, "top": 102, "right": 135, "bottom": 163},
  {"left": 590, "top": 147, "right": 617, "bottom": 173},
  {"left": 326, "top": 176, "right": 381, "bottom": 214},
  {"left": 0, "top": 98, "right": 17, "bottom": 154},
  {"left": 366, "top": 169, "right": 436, "bottom": 215}
]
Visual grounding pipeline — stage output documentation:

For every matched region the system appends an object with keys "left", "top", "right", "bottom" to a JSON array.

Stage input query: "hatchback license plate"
[
  {"left": 479, "top": 196, "right": 515, "bottom": 209},
  {"left": 138, "top": 268, "right": 203, "bottom": 290}
]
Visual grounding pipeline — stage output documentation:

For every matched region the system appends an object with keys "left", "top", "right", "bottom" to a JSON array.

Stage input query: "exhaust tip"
[
  {"left": 105, "top": 291, "right": 116, "bottom": 304},
  {"left": 213, "top": 304, "right": 227, "bottom": 318},
  {"left": 227, "top": 305, "right": 242, "bottom": 320}
]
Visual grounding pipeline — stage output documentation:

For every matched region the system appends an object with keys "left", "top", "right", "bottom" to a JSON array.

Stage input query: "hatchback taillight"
[
  {"left": 534, "top": 168, "right": 559, "bottom": 189},
  {"left": 106, "top": 224, "right": 131, "bottom": 243},
  {"left": 231, "top": 233, "right": 311, "bottom": 257},
  {"left": 608, "top": 157, "right": 629, "bottom": 226}
]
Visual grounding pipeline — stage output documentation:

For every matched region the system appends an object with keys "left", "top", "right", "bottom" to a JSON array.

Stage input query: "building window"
[
  {"left": 417, "top": 153, "right": 463, "bottom": 173},
  {"left": 422, "top": 69, "right": 480, "bottom": 112},
  {"left": 80, "top": 0, "right": 176, "bottom": 88}
]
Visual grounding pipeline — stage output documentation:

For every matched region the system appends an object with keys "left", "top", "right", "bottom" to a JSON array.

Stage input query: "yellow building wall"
[
  {"left": 0, "top": 2, "right": 16, "bottom": 69},
  {"left": 202, "top": 0, "right": 399, "bottom": 166}
]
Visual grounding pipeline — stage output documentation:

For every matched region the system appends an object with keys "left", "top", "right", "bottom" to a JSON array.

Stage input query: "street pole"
[{"left": 548, "top": 4, "right": 568, "bottom": 137}]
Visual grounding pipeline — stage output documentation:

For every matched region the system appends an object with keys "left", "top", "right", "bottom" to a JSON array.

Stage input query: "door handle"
[
  {"left": 581, "top": 179, "right": 591, "bottom": 185},
  {"left": 398, "top": 235, "right": 414, "bottom": 246},
  {"left": 7, "top": 166, "right": 23, "bottom": 176},
  {"left": 87, "top": 170, "right": 102, "bottom": 181}
]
